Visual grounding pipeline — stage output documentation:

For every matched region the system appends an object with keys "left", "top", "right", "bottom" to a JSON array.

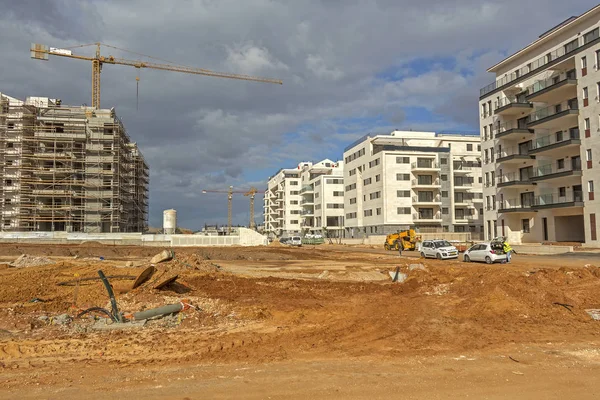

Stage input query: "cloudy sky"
[{"left": 0, "top": 0, "right": 595, "bottom": 229}]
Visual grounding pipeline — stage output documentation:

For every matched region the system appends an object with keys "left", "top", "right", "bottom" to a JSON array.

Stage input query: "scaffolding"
[{"left": 0, "top": 93, "right": 149, "bottom": 233}]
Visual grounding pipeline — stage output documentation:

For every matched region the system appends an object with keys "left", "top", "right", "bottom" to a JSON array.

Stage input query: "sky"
[{"left": 0, "top": 0, "right": 596, "bottom": 229}]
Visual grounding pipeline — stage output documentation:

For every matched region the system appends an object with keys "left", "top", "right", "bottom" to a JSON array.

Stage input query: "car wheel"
[
  {"left": 384, "top": 244, "right": 390, "bottom": 251},
  {"left": 464, "top": 255, "right": 470, "bottom": 262},
  {"left": 436, "top": 253, "right": 442, "bottom": 260},
  {"left": 420, "top": 252, "right": 425, "bottom": 258},
  {"left": 485, "top": 256, "right": 492, "bottom": 264}
]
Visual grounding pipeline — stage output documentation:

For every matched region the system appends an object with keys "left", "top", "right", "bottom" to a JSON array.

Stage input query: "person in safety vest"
[{"left": 502, "top": 237, "right": 514, "bottom": 263}]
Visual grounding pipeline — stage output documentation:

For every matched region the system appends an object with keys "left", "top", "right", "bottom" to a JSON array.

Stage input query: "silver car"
[
  {"left": 463, "top": 242, "right": 507, "bottom": 264},
  {"left": 420, "top": 239, "right": 459, "bottom": 260}
]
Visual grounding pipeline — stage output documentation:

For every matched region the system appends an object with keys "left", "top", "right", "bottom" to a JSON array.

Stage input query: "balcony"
[
  {"left": 494, "top": 96, "right": 533, "bottom": 116},
  {"left": 454, "top": 215, "right": 479, "bottom": 224},
  {"left": 300, "top": 185, "right": 314, "bottom": 194},
  {"left": 412, "top": 195, "right": 442, "bottom": 205},
  {"left": 528, "top": 129, "right": 581, "bottom": 157},
  {"left": 301, "top": 210, "right": 314, "bottom": 216},
  {"left": 453, "top": 164, "right": 479, "bottom": 174},
  {"left": 411, "top": 178, "right": 441, "bottom": 188},
  {"left": 496, "top": 146, "right": 535, "bottom": 164},
  {"left": 454, "top": 198, "right": 474, "bottom": 207},
  {"left": 453, "top": 180, "right": 473, "bottom": 191},
  {"left": 412, "top": 212, "right": 442, "bottom": 224},
  {"left": 530, "top": 162, "right": 582, "bottom": 182},
  {"left": 527, "top": 99, "right": 579, "bottom": 129},
  {"left": 497, "top": 172, "right": 535, "bottom": 188},
  {"left": 526, "top": 71, "right": 577, "bottom": 103},
  {"left": 411, "top": 161, "right": 440, "bottom": 171},
  {"left": 533, "top": 191, "right": 584, "bottom": 210},
  {"left": 493, "top": 120, "right": 534, "bottom": 141},
  {"left": 480, "top": 39, "right": 583, "bottom": 97},
  {"left": 497, "top": 198, "right": 536, "bottom": 214},
  {"left": 300, "top": 198, "right": 314, "bottom": 206}
]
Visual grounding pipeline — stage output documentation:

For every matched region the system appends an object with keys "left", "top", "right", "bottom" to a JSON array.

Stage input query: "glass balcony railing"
[
  {"left": 533, "top": 161, "right": 582, "bottom": 178},
  {"left": 494, "top": 96, "right": 529, "bottom": 110},
  {"left": 480, "top": 39, "right": 583, "bottom": 97},
  {"left": 496, "top": 146, "right": 531, "bottom": 159},
  {"left": 411, "top": 178, "right": 440, "bottom": 186},
  {"left": 413, "top": 212, "right": 442, "bottom": 220},
  {"left": 535, "top": 191, "right": 583, "bottom": 206},
  {"left": 411, "top": 161, "right": 439, "bottom": 169},
  {"left": 527, "top": 70, "right": 577, "bottom": 96},
  {"left": 528, "top": 99, "right": 578, "bottom": 124},
  {"left": 498, "top": 171, "right": 532, "bottom": 184},
  {"left": 412, "top": 195, "right": 441, "bottom": 203},
  {"left": 531, "top": 129, "right": 580, "bottom": 150}
]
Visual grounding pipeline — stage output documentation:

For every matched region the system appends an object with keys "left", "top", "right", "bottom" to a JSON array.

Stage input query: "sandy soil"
[{"left": 0, "top": 243, "right": 599, "bottom": 399}]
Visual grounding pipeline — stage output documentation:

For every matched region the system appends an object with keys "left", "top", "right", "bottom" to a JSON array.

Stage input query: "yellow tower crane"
[
  {"left": 202, "top": 186, "right": 261, "bottom": 234},
  {"left": 30, "top": 42, "right": 282, "bottom": 109}
]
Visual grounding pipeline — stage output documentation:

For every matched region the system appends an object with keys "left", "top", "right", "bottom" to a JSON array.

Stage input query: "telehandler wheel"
[
  {"left": 394, "top": 242, "right": 400, "bottom": 251},
  {"left": 384, "top": 243, "right": 390, "bottom": 250}
]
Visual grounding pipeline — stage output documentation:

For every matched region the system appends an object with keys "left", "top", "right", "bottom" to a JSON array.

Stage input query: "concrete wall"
[{"left": 0, "top": 229, "right": 268, "bottom": 247}]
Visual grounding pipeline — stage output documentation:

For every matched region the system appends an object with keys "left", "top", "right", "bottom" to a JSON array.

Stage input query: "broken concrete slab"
[
  {"left": 585, "top": 309, "right": 600, "bottom": 321},
  {"left": 409, "top": 263, "right": 427, "bottom": 271},
  {"left": 388, "top": 270, "right": 408, "bottom": 283},
  {"left": 9, "top": 254, "right": 54, "bottom": 268},
  {"left": 52, "top": 314, "right": 72, "bottom": 325},
  {"left": 150, "top": 250, "right": 174, "bottom": 264}
]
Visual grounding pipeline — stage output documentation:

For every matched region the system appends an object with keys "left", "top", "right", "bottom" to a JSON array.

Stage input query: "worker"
[
  {"left": 502, "top": 237, "right": 514, "bottom": 263},
  {"left": 397, "top": 240, "right": 403, "bottom": 257}
]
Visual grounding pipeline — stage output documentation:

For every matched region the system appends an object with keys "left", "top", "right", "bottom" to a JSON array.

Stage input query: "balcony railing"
[
  {"left": 496, "top": 146, "right": 531, "bottom": 159},
  {"left": 493, "top": 120, "right": 530, "bottom": 136},
  {"left": 527, "top": 70, "right": 577, "bottom": 97},
  {"left": 300, "top": 185, "right": 314, "bottom": 194},
  {"left": 412, "top": 195, "right": 442, "bottom": 203},
  {"left": 411, "top": 178, "right": 441, "bottom": 186},
  {"left": 498, "top": 198, "right": 535, "bottom": 210},
  {"left": 480, "top": 39, "right": 583, "bottom": 97},
  {"left": 411, "top": 161, "right": 439, "bottom": 169},
  {"left": 535, "top": 191, "right": 583, "bottom": 207},
  {"left": 494, "top": 96, "right": 530, "bottom": 110},
  {"left": 527, "top": 99, "right": 578, "bottom": 124},
  {"left": 497, "top": 172, "right": 532, "bottom": 184},
  {"left": 533, "top": 162, "right": 582, "bottom": 178},
  {"left": 454, "top": 180, "right": 473, "bottom": 187},
  {"left": 531, "top": 129, "right": 580, "bottom": 150},
  {"left": 412, "top": 212, "right": 442, "bottom": 221}
]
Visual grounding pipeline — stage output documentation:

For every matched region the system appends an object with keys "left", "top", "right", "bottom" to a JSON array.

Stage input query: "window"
[
  {"left": 369, "top": 191, "right": 381, "bottom": 200},
  {"left": 333, "top": 191, "right": 344, "bottom": 196},
  {"left": 363, "top": 178, "right": 372, "bottom": 185},
  {"left": 327, "top": 203, "right": 344, "bottom": 209},
  {"left": 396, "top": 173, "right": 410, "bottom": 181},
  {"left": 557, "top": 159, "right": 565, "bottom": 169},
  {"left": 492, "top": 195, "right": 496, "bottom": 210},
  {"left": 364, "top": 210, "right": 373, "bottom": 217},
  {"left": 441, "top": 191, "right": 448, "bottom": 198},
  {"left": 369, "top": 158, "right": 380, "bottom": 168},
  {"left": 375, "top": 174, "right": 381, "bottom": 182},
  {"left": 582, "top": 56, "right": 588, "bottom": 69},
  {"left": 290, "top": 191, "right": 299, "bottom": 195},
  {"left": 467, "top": 144, "right": 473, "bottom": 151},
  {"left": 483, "top": 126, "right": 488, "bottom": 141},
  {"left": 484, "top": 149, "right": 489, "bottom": 163},
  {"left": 326, "top": 179, "right": 343, "bottom": 184},
  {"left": 314, "top": 180, "right": 321, "bottom": 186},
  {"left": 485, "top": 173, "right": 489, "bottom": 186},
  {"left": 478, "top": 177, "right": 482, "bottom": 183},
  {"left": 597, "top": 82, "right": 600, "bottom": 99},
  {"left": 440, "top": 158, "right": 447, "bottom": 165},
  {"left": 597, "top": 50, "right": 600, "bottom": 69},
  {"left": 289, "top": 181, "right": 299, "bottom": 186},
  {"left": 376, "top": 208, "right": 381, "bottom": 216},
  {"left": 349, "top": 197, "right": 356, "bottom": 205},
  {"left": 584, "top": 87, "right": 589, "bottom": 99},
  {"left": 349, "top": 169, "right": 356, "bottom": 176},
  {"left": 315, "top": 192, "right": 319, "bottom": 199},
  {"left": 442, "top": 207, "right": 449, "bottom": 215},
  {"left": 397, "top": 207, "right": 411, "bottom": 215},
  {"left": 587, "top": 149, "right": 593, "bottom": 161},
  {"left": 522, "top": 219, "right": 530, "bottom": 233},
  {"left": 482, "top": 103, "right": 487, "bottom": 117},
  {"left": 491, "top": 171, "right": 495, "bottom": 185},
  {"left": 396, "top": 157, "right": 410, "bottom": 164},
  {"left": 290, "top": 200, "right": 299, "bottom": 205},
  {"left": 346, "top": 183, "right": 356, "bottom": 191},
  {"left": 290, "top": 220, "right": 298, "bottom": 224},
  {"left": 585, "top": 117, "right": 590, "bottom": 130},
  {"left": 397, "top": 190, "right": 410, "bottom": 197},
  {"left": 290, "top": 210, "right": 300, "bottom": 215},
  {"left": 441, "top": 174, "right": 447, "bottom": 181},
  {"left": 559, "top": 187, "right": 566, "bottom": 197},
  {"left": 589, "top": 180, "right": 595, "bottom": 193},
  {"left": 584, "top": 27, "right": 599, "bottom": 44},
  {"left": 5, "top": 179, "right": 12, "bottom": 186},
  {"left": 477, "top": 144, "right": 481, "bottom": 152}
]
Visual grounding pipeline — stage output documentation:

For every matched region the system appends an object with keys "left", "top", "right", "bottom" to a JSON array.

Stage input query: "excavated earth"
[{"left": 0, "top": 243, "right": 599, "bottom": 399}]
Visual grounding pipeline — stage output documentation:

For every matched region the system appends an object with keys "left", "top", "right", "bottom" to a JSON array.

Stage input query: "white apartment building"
[
  {"left": 342, "top": 130, "right": 483, "bottom": 238},
  {"left": 479, "top": 5, "right": 600, "bottom": 245},
  {"left": 263, "top": 159, "right": 344, "bottom": 237}
]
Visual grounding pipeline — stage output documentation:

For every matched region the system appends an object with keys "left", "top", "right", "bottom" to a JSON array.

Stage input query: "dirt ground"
[{"left": 0, "top": 243, "right": 599, "bottom": 399}]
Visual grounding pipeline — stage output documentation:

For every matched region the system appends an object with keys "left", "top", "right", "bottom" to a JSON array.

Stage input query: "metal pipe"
[
  {"left": 132, "top": 303, "right": 184, "bottom": 321},
  {"left": 98, "top": 270, "right": 124, "bottom": 323}
]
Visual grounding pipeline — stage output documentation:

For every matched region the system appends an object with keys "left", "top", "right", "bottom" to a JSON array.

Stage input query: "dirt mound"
[
  {"left": 269, "top": 239, "right": 282, "bottom": 247},
  {"left": 9, "top": 254, "right": 54, "bottom": 268},
  {"left": 78, "top": 241, "right": 105, "bottom": 247}
]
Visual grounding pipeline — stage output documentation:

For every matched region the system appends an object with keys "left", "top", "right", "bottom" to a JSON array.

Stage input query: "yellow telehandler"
[{"left": 384, "top": 229, "right": 421, "bottom": 251}]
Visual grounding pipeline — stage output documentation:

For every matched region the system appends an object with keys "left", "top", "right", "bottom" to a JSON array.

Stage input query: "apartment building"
[
  {"left": 263, "top": 159, "right": 344, "bottom": 237},
  {"left": 0, "top": 93, "right": 149, "bottom": 233},
  {"left": 479, "top": 5, "right": 600, "bottom": 245},
  {"left": 342, "top": 130, "right": 483, "bottom": 238}
]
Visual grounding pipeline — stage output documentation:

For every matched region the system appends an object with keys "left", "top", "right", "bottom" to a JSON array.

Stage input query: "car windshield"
[{"left": 434, "top": 241, "right": 452, "bottom": 248}]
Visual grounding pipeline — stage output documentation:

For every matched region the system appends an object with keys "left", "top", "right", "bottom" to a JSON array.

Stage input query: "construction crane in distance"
[
  {"left": 30, "top": 42, "right": 283, "bottom": 109},
  {"left": 202, "top": 186, "right": 261, "bottom": 234}
]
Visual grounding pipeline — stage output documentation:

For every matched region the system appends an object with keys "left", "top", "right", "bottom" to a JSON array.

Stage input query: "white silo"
[{"left": 163, "top": 209, "right": 177, "bottom": 234}]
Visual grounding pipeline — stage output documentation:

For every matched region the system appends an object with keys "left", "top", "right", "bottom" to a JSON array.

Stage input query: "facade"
[
  {"left": 263, "top": 159, "right": 343, "bottom": 237},
  {"left": 0, "top": 93, "right": 149, "bottom": 233},
  {"left": 479, "top": 5, "right": 600, "bottom": 245},
  {"left": 342, "top": 130, "right": 483, "bottom": 238}
]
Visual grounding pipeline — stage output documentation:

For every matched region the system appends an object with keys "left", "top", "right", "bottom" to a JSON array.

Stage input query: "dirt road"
[{"left": 0, "top": 243, "right": 599, "bottom": 399}]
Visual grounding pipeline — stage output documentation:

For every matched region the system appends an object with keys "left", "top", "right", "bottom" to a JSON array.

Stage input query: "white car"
[
  {"left": 463, "top": 242, "right": 507, "bottom": 264},
  {"left": 420, "top": 239, "right": 459, "bottom": 260},
  {"left": 289, "top": 236, "right": 302, "bottom": 247}
]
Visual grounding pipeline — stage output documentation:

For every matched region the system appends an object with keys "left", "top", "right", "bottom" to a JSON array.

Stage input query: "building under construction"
[{"left": 0, "top": 93, "right": 149, "bottom": 233}]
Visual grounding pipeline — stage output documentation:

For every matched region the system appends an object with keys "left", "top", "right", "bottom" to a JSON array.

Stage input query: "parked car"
[
  {"left": 289, "top": 236, "right": 302, "bottom": 247},
  {"left": 279, "top": 237, "right": 290, "bottom": 245},
  {"left": 420, "top": 239, "right": 459, "bottom": 260},
  {"left": 463, "top": 242, "right": 506, "bottom": 264}
]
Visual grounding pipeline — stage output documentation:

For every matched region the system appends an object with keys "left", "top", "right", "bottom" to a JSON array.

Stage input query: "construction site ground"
[{"left": 0, "top": 243, "right": 599, "bottom": 399}]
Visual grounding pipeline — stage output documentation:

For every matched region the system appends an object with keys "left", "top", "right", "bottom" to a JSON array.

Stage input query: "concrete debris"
[
  {"left": 91, "top": 320, "right": 147, "bottom": 331},
  {"left": 125, "top": 261, "right": 134, "bottom": 267},
  {"left": 52, "top": 314, "right": 72, "bottom": 325},
  {"left": 150, "top": 250, "right": 175, "bottom": 264},
  {"left": 37, "top": 315, "right": 49, "bottom": 323},
  {"left": 9, "top": 254, "right": 54, "bottom": 268},
  {"left": 585, "top": 309, "right": 600, "bottom": 321},
  {"left": 409, "top": 263, "right": 427, "bottom": 271},
  {"left": 389, "top": 270, "right": 408, "bottom": 283},
  {"left": 318, "top": 270, "right": 330, "bottom": 279},
  {"left": 425, "top": 284, "right": 451, "bottom": 296}
]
